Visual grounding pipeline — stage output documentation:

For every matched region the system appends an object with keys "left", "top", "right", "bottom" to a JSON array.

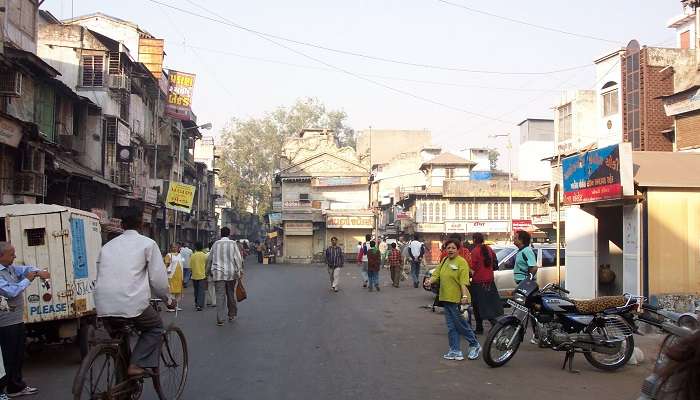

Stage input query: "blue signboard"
[
  {"left": 562, "top": 144, "right": 622, "bottom": 204},
  {"left": 70, "top": 218, "right": 89, "bottom": 279}
]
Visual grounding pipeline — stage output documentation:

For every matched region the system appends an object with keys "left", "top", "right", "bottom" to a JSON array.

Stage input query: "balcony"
[{"left": 442, "top": 180, "right": 546, "bottom": 198}]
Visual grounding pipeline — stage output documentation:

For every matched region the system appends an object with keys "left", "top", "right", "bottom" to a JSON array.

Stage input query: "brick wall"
[
  {"left": 622, "top": 48, "right": 675, "bottom": 151},
  {"left": 676, "top": 111, "right": 700, "bottom": 150}
]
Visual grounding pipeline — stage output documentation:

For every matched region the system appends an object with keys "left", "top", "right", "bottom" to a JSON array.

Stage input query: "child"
[
  {"left": 366, "top": 240, "right": 381, "bottom": 292},
  {"left": 387, "top": 242, "right": 402, "bottom": 288}
]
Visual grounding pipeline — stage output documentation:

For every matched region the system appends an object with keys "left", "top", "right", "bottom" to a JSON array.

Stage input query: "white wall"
[
  {"left": 565, "top": 206, "right": 598, "bottom": 299},
  {"left": 4, "top": 0, "right": 37, "bottom": 53},
  {"left": 67, "top": 17, "right": 139, "bottom": 61},
  {"left": 554, "top": 90, "right": 597, "bottom": 154},
  {"left": 595, "top": 52, "right": 624, "bottom": 148},
  {"left": 282, "top": 181, "right": 368, "bottom": 211}
]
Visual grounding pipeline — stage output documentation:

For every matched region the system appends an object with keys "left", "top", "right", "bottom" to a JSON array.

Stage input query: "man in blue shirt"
[
  {"left": 513, "top": 230, "right": 537, "bottom": 283},
  {"left": 0, "top": 241, "right": 50, "bottom": 398}
]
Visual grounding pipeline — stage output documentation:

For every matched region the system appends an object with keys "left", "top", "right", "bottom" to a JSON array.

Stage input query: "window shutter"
[{"left": 82, "top": 55, "right": 104, "bottom": 87}]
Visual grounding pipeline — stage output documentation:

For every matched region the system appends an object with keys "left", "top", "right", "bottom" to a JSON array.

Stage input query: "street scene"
[{"left": 0, "top": 1, "right": 699, "bottom": 399}]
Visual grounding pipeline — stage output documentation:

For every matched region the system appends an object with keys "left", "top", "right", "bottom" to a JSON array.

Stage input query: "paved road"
[{"left": 24, "top": 259, "right": 654, "bottom": 400}]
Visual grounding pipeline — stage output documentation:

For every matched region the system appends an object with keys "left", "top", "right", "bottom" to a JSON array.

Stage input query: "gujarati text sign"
[{"left": 562, "top": 144, "right": 629, "bottom": 205}]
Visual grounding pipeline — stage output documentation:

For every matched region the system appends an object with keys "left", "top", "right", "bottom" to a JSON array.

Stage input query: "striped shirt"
[
  {"left": 206, "top": 237, "right": 243, "bottom": 281},
  {"left": 325, "top": 245, "right": 344, "bottom": 268}
]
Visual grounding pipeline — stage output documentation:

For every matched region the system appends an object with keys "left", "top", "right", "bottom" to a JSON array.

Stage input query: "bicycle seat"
[{"left": 573, "top": 296, "right": 627, "bottom": 314}]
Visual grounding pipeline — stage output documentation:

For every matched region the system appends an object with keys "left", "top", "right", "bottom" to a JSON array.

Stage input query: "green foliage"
[
  {"left": 218, "top": 98, "right": 354, "bottom": 218},
  {"left": 488, "top": 149, "right": 500, "bottom": 171}
]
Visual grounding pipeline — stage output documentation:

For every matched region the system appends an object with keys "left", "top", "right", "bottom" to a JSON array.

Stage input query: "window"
[
  {"left": 25, "top": 228, "right": 45, "bottom": 247},
  {"left": 428, "top": 203, "right": 434, "bottom": 222},
  {"left": 441, "top": 203, "right": 447, "bottom": 222},
  {"left": 681, "top": 30, "right": 691, "bottom": 49},
  {"left": 82, "top": 55, "right": 104, "bottom": 87},
  {"left": 499, "top": 203, "right": 506, "bottom": 219},
  {"left": 421, "top": 203, "right": 427, "bottom": 223},
  {"left": 602, "top": 89, "right": 619, "bottom": 117},
  {"left": 626, "top": 42, "right": 641, "bottom": 150},
  {"left": 541, "top": 248, "right": 565, "bottom": 267},
  {"left": 557, "top": 103, "right": 572, "bottom": 142},
  {"left": 467, "top": 203, "right": 475, "bottom": 219},
  {"left": 299, "top": 193, "right": 310, "bottom": 204},
  {"left": 35, "top": 84, "right": 56, "bottom": 142},
  {"left": 445, "top": 168, "right": 455, "bottom": 179},
  {"left": 487, "top": 203, "right": 493, "bottom": 219}
]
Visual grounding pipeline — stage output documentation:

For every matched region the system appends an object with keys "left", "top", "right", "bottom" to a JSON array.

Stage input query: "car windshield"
[{"left": 495, "top": 247, "right": 516, "bottom": 262}]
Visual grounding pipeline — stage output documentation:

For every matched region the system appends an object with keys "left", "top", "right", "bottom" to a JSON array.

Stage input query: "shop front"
[
  {"left": 283, "top": 221, "right": 313, "bottom": 263},
  {"left": 325, "top": 213, "right": 374, "bottom": 258}
]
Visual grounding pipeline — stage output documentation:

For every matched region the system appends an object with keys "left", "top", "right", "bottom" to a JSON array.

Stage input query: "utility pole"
[{"left": 490, "top": 133, "right": 513, "bottom": 240}]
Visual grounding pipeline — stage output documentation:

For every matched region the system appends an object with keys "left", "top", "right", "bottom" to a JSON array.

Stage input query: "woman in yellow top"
[
  {"left": 164, "top": 243, "right": 184, "bottom": 312},
  {"left": 425, "top": 239, "right": 482, "bottom": 361}
]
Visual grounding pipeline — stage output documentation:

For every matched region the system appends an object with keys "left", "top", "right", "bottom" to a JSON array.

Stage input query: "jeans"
[
  {"left": 0, "top": 323, "right": 27, "bottom": 394},
  {"left": 367, "top": 270, "right": 379, "bottom": 288},
  {"left": 443, "top": 302, "right": 480, "bottom": 352},
  {"left": 193, "top": 279, "right": 207, "bottom": 308},
  {"left": 410, "top": 259, "right": 421, "bottom": 284},
  {"left": 215, "top": 280, "right": 237, "bottom": 323},
  {"left": 361, "top": 261, "right": 369, "bottom": 283},
  {"left": 183, "top": 268, "right": 192, "bottom": 287}
]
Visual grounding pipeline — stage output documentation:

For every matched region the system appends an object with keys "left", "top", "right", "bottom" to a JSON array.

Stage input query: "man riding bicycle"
[{"left": 94, "top": 207, "right": 170, "bottom": 377}]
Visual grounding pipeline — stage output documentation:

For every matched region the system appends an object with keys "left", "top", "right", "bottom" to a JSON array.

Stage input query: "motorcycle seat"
[{"left": 573, "top": 296, "right": 628, "bottom": 314}]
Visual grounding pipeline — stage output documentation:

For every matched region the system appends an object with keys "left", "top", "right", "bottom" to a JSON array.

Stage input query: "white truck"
[{"left": 0, "top": 204, "right": 101, "bottom": 358}]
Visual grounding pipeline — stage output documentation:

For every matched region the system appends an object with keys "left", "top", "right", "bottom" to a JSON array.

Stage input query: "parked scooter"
[{"left": 483, "top": 276, "right": 641, "bottom": 372}]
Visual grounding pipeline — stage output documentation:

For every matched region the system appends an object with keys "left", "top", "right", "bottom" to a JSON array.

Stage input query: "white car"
[{"left": 493, "top": 244, "right": 566, "bottom": 299}]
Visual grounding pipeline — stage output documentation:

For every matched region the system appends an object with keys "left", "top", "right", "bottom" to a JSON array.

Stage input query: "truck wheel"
[{"left": 78, "top": 322, "right": 96, "bottom": 360}]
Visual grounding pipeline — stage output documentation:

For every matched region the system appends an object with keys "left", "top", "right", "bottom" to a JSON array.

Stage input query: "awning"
[
  {"left": 52, "top": 157, "right": 128, "bottom": 192},
  {"left": 3, "top": 47, "right": 60, "bottom": 77},
  {"left": 633, "top": 151, "right": 700, "bottom": 188}
]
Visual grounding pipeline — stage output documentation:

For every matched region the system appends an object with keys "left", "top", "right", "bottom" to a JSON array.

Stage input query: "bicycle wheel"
[
  {"left": 72, "top": 344, "right": 126, "bottom": 400},
  {"left": 153, "top": 325, "right": 188, "bottom": 400}
]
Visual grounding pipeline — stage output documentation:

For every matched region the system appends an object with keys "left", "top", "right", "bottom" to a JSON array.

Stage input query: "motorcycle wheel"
[
  {"left": 483, "top": 319, "right": 523, "bottom": 368},
  {"left": 583, "top": 334, "right": 635, "bottom": 371}
]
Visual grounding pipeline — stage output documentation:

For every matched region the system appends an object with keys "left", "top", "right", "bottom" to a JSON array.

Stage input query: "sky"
[{"left": 44, "top": 0, "right": 681, "bottom": 171}]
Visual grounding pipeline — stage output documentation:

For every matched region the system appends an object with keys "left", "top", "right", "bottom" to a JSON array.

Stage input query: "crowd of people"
[{"left": 324, "top": 230, "right": 539, "bottom": 363}]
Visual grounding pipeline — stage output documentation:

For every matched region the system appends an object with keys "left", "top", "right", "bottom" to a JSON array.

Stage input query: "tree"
[
  {"left": 488, "top": 149, "right": 500, "bottom": 171},
  {"left": 218, "top": 98, "right": 354, "bottom": 218}
]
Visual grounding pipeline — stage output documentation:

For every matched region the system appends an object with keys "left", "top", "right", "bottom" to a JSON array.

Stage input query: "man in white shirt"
[
  {"left": 179, "top": 243, "right": 193, "bottom": 288},
  {"left": 206, "top": 227, "right": 243, "bottom": 326},
  {"left": 95, "top": 208, "right": 170, "bottom": 377},
  {"left": 408, "top": 235, "right": 425, "bottom": 288}
]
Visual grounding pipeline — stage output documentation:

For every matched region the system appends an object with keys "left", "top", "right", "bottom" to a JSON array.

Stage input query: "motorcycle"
[{"left": 483, "top": 276, "right": 641, "bottom": 372}]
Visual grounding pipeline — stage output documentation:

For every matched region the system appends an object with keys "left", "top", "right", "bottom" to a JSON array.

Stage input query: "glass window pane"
[{"left": 542, "top": 249, "right": 556, "bottom": 267}]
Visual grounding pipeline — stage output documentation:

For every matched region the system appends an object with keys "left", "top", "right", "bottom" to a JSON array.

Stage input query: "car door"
[
  {"left": 537, "top": 247, "right": 566, "bottom": 288},
  {"left": 494, "top": 247, "right": 517, "bottom": 298}
]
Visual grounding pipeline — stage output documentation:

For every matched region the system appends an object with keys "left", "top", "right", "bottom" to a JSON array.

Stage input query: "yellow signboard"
[{"left": 165, "top": 182, "right": 196, "bottom": 213}]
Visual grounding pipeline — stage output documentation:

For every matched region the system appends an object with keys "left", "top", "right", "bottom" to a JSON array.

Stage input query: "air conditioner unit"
[
  {"left": 0, "top": 70, "right": 22, "bottom": 97},
  {"left": 14, "top": 173, "right": 46, "bottom": 197},
  {"left": 107, "top": 74, "right": 131, "bottom": 91}
]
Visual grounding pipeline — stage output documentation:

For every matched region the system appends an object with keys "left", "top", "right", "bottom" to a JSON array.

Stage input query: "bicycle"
[{"left": 72, "top": 299, "right": 188, "bottom": 400}]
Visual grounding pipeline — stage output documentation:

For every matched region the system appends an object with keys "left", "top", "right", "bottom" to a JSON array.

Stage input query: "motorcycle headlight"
[{"left": 514, "top": 292, "right": 527, "bottom": 304}]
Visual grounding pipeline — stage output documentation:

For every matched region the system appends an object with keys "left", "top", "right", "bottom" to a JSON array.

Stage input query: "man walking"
[
  {"left": 206, "top": 227, "right": 244, "bottom": 326},
  {"left": 366, "top": 241, "right": 381, "bottom": 292},
  {"left": 189, "top": 242, "right": 208, "bottom": 311},
  {"left": 387, "top": 242, "right": 402, "bottom": 288},
  {"left": 95, "top": 208, "right": 170, "bottom": 379},
  {"left": 408, "top": 235, "right": 425, "bottom": 288},
  {"left": 324, "top": 237, "right": 344, "bottom": 292},
  {"left": 0, "top": 242, "right": 49, "bottom": 397},
  {"left": 360, "top": 234, "right": 371, "bottom": 287},
  {"left": 179, "top": 243, "right": 193, "bottom": 288}
]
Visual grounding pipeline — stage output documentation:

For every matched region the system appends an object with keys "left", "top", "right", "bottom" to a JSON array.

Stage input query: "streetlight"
[{"left": 489, "top": 133, "right": 513, "bottom": 240}]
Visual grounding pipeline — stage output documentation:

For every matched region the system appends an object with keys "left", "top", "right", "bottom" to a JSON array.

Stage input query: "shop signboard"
[
  {"left": 395, "top": 211, "right": 410, "bottom": 220},
  {"left": 142, "top": 209, "right": 152, "bottom": 224},
  {"left": 312, "top": 177, "right": 363, "bottom": 187},
  {"left": 283, "top": 200, "right": 310, "bottom": 209},
  {"left": 466, "top": 220, "right": 509, "bottom": 233},
  {"left": 272, "top": 201, "right": 282, "bottom": 212},
  {"left": 165, "top": 182, "right": 196, "bottom": 213},
  {"left": 416, "top": 223, "right": 444, "bottom": 233},
  {"left": 512, "top": 219, "right": 535, "bottom": 232},
  {"left": 562, "top": 143, "right": 633, "bottom": 205},
  {"left": 144, "top": 188, "right": 158, "bottom": 204},
  {"left": 326, "top": 215, "right": 373, "bottom": 229},
  {"left": 165, "top": 70, "right": 196, "bottom": 120},
  {"left": 444, "top": 221, "right": 467, "bottom": 233},
  {"left": 268, "top": 212, "right": 282, "bottom": 225},
  {"left": 662, "top": 87, "right": 700, "bottom": 116},
  {"left": 284, "top": 221, "right": 313, "bottom": 236}
]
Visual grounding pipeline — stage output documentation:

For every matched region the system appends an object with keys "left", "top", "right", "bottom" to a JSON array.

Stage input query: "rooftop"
[{"left": 421, "top": 152, "right": 475, "bottom": 169}]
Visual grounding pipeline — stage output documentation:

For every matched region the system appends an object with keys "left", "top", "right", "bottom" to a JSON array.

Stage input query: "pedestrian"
[
  {"left": 164, "top": 243, "right": 184, "bottom": 312},
  {"left": 469, "top": 233, "right": 503, "bottom": 334},
  {"left": 355, "top": 242, "right": 363, "bottom": 264},
  {"left": 366, "top": 240, "right": 381, "bottom": 292},
  {"left": 378, "top": 238, "right": 388, "bottom": 267},
  {"left": 407, "top": 235, "right": 425, "bottom": 288},
  {"left": 424, "top": 239, "right": 481, "bottom": 361},
  {"left": 179, "top": 242, "right": 193, "bottom": 288},
  {"left": 0, "top": 241, "right": 49, "bottom": 397},
  {"left": 387, "top": 242, "right": 402, "bottom": 288},
  {"left": 190, "top": 242, "right": 208, "bottom": 311},
  {"left": 205, "top": 241, "right": 216, "bottom": 307},
  {"left": 440, "top": 234, "right": 472, "bottom": 266},
  {"left": 94, "top": 209, "right": 170, "bottom": 379},
  {"left": 656, "top": 330, "right": 700, "bottom": 400},
  {"left": 513, "top": 230, "right": 537, "bottom": 284},
  {"left": 255, "top": 241, "right": 264, "bottom": 264},
  {"left": 360, "top": 234, "right": 371, "bottom": 288},
  {"left": 324, "top": 237, "right": 344, "bottom": 292},
  {"left": 206, "top": 227, "right": 244, "bottom": 326},
  {"left": 513, "top": 229, "right": 538, "bottom": 343}
]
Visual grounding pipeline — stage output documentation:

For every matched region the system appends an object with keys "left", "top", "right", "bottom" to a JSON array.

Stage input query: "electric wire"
[{"left": 146, "top": 0, "right": 591, "bottom": 76}]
